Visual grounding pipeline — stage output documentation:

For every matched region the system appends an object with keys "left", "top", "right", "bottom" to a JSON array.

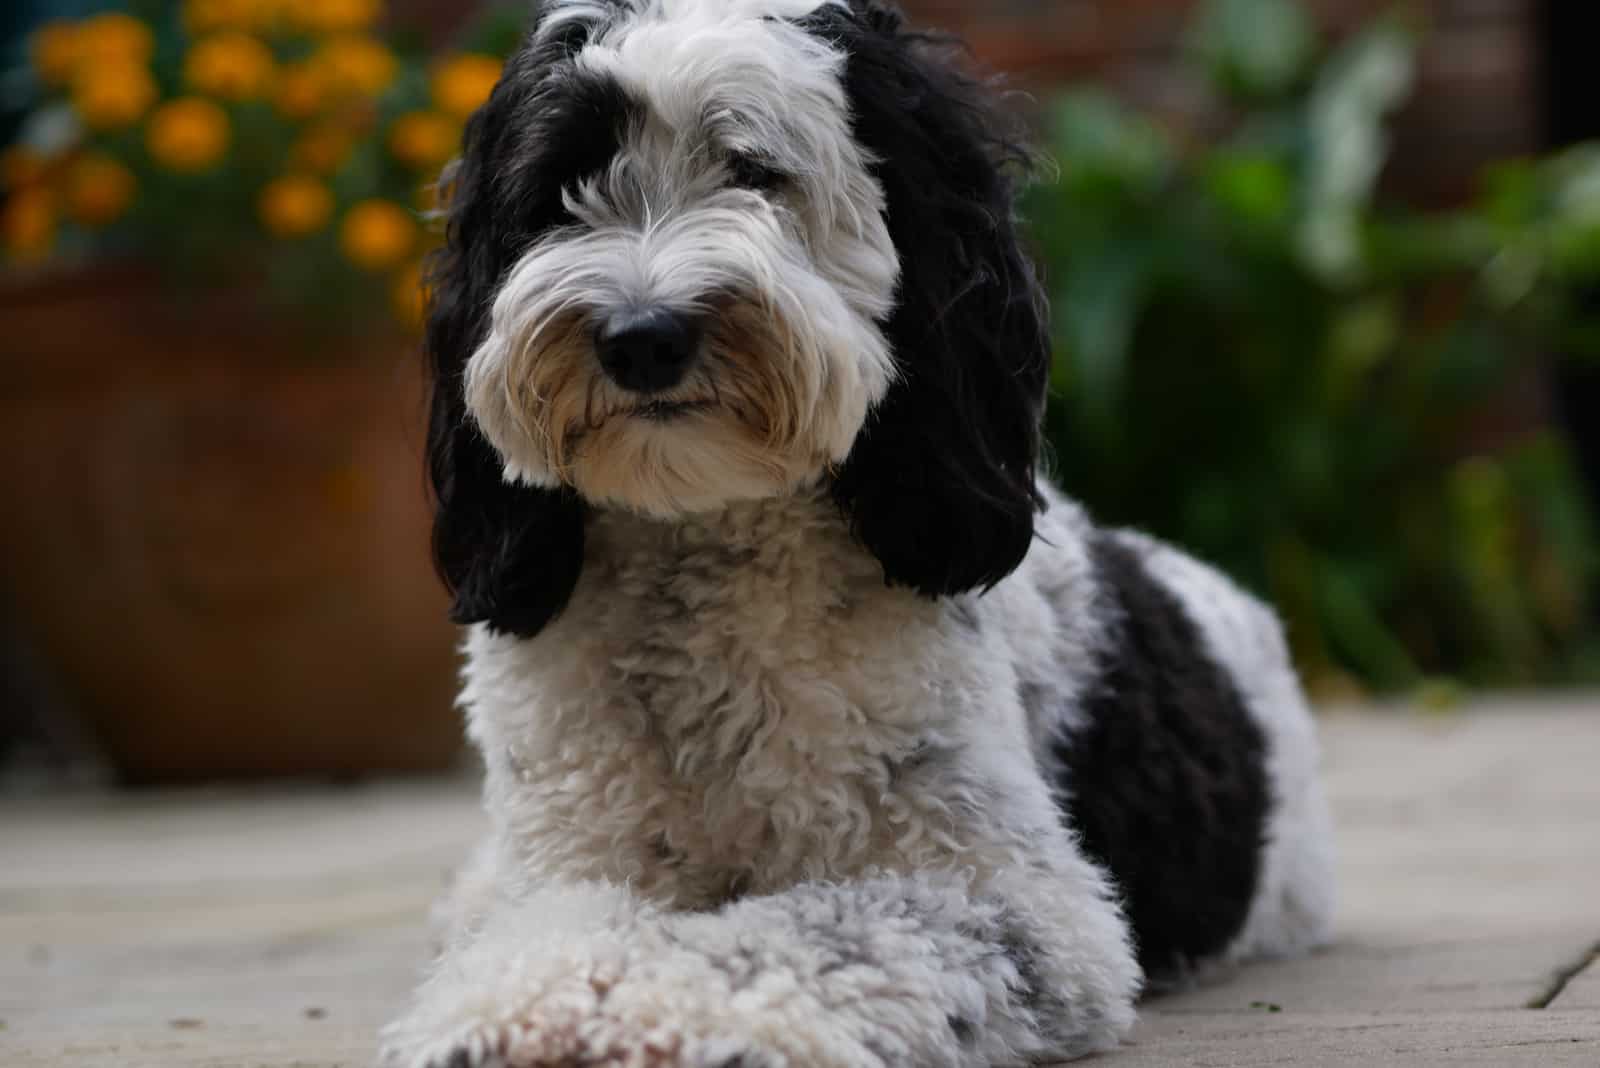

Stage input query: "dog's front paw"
[
  {"left": 382, "top": 1026, "right": 685, "bottom": 1068},
  {"left": 379, "top": 963, "right": 773, "bottom": 1068},
  {"left": 381, "top": 1016, "right": 584, "bottom": 1068},
  {"left": 380, "top": 950, "right": 618, "bottom": 1068},
  {"left": 382, "top": 1016, "right": 762, "bottom": 1068}
]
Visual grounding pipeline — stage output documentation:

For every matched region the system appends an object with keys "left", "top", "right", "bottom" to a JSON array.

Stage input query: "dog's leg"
[
  {"left": 382, "top": 858, "right": 1136, "bottom": 1068},
  {"left": 380, "top": 872, "right": 656, "bottom": 1068},
  {"left": 619, "top": 866, "right": 1137, "bottom": 1068}
]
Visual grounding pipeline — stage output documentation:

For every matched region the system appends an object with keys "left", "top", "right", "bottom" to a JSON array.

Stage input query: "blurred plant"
[
  {"left": 0, "top": 1, "right": 522, "bottom": 339},
  {"left": 1027, "top": 0, "right": 1600, "bottom": 694}
]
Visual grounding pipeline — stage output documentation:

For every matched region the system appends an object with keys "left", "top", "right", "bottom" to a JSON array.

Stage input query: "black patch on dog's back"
[{"left": 1054, "top": 534, "right": 1269, "bottom": 981}]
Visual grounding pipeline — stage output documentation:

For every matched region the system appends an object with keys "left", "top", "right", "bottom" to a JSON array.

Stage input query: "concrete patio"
[{"left": 2, "top": 699, "right": 1597, "bottom": 1066}]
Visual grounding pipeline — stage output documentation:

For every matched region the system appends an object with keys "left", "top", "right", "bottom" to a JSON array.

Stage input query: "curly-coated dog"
[{"left": 381, "top": 2, "right": 1335, "bottom": 1065}]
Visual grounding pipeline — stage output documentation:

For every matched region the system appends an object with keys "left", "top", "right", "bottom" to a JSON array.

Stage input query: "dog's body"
[{"left": 383, "top": 2, "right": 1334, "bottom": 1064}]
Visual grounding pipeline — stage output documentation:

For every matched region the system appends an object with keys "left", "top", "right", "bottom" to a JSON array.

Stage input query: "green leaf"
[
  {"left": 1052, "top": 241, "right": 1153, "bottom": 433},
  {"left": 1316, "top": 559, "right": 1421, "bottom": 690},
  {"left": 1204, "top": 151, "right": 1295, "bottom": 230},
  {"left": 1188, "top": 0, "right": 1319, "bottom": 100},
  {"left": 1046, "top": 90, "right": 1174, "bottom": 193},
  {"left": 1298, "top": 17, "right": 1417, "bottom": 283},
  {"left": 1322, "top": 296, "right": 1397, "bottom": 407}
]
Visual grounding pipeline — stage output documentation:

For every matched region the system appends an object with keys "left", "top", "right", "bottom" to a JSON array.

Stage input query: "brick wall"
[{"left": 898, "top": 0, "right": 1542, "bottom": 203}]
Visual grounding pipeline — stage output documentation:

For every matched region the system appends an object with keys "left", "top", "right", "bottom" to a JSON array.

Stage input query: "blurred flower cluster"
[{"left": 1, "top": 1, "right": 519, "bottom": 336}]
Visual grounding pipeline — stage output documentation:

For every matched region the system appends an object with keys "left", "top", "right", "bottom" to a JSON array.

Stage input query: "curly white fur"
[{"left": 383, "top": 487, "right": 1332, "bottom": 1067}]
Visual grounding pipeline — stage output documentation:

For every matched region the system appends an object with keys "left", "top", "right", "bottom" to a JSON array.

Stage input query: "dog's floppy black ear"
[
  {"left": 424, "top": 18, "right": 590, "bottom": 639},
  {"left": 812, "top": 1, "right": 1051, "bottom": 598}
]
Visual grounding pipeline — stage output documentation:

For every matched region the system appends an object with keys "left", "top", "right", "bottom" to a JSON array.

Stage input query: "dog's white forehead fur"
[{"left": 463, "top": 0, "right": 902, "bottom": 517}]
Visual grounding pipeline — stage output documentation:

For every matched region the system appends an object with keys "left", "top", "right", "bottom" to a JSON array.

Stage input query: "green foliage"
[{"left": 1025, "top": 0, "right": 1600, "bottom": 693}]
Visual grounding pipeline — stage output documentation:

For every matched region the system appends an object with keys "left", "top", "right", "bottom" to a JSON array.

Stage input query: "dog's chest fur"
[{"left": 462, "top": 489, "right": 1040, "bottom": 908}]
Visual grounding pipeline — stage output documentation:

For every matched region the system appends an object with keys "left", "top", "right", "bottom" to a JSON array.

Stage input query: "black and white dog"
[{"left": 382, "top": 1, "right": 1334, "bottom": 1064}]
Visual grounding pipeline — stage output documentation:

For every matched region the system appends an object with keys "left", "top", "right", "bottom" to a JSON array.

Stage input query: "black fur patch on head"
[
  {"left": 800, "top": 0, "right": 1051, "bottom": 599},
  {"left": 424, "top": 3, "right": 637, "bottom": 638},
  {"left": 1055, "top": 534, "right": 1269, "bottom": 980}
]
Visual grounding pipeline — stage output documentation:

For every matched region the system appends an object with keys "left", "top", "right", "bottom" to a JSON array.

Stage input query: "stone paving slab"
[
  {"left": 0, "top": 700, "right": 1596, "bottom": 1066},
  {"left": 1123, "top": 699, "right": 1600, "bottom": 1065}
]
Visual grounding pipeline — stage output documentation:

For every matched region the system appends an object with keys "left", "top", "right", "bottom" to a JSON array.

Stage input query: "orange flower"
[
  {"left": 285, "top": 0, "right": 383, "bottom": 33},
  {"left": 431, "top": 54, "right": 501, "bottom": 119},
  {"left": 71, "top": 62, "right": 158, "bottom": 131},
  {"left": 146, "top": 98, "right": 232, "bottom": 173},
  {"left": 30, "top": 20, "right": 82, "bottom": 88},
  {"left": 75, "top": 13, "right": 155, "bottom": 67},
  {"left": 340, "top": 199, "right": 415, "bottom": 271},
  {"left": 184, "top": 0, "right": 238, "bottom": 34},
  {"left": 387, "top": 111, "right": 459, "bottom": 171},
  {"left": 274, "top": 61, "right": 328, "bottom": 119},
  {"left": 65, "top": 154, "right": 137, "bottom": 226},
  {"left": 185, "top": 32, "right": 277, "bottom": 101},
  {"left": 259, "top": 174, "right": 334, "bottom": 237},
  {"left": 183, "top": 0, "right": 278, "bottom": 35},
  {"left": 392, "top": 259, "right": 429, "bottom": 330},
  {"left": 33, "top": 13, "right": 154, "bottom": 89},
  {"left": 315, "top": 36, "right": 397, "bottom": 97},
  {"left": 2, "top": 186, "right": 56, "bottom": 260}
]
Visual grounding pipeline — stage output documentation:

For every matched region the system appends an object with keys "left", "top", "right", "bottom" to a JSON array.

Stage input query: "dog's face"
[
  {"left": 465, "top": 0, "right": 900, "bottom": 516},
  {"left": 429, "top": 0, "right": 1051, "bottom": 636}
]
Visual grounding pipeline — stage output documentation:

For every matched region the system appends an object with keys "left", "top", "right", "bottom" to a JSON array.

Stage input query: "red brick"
[{"left": 899, "top": 0, "right": 1541, "bottom": 203}]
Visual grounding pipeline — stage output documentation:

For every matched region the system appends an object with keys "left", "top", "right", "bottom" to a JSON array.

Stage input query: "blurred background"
[{"left": 1, "top": 0, "right": 1596, "bottom": 789}]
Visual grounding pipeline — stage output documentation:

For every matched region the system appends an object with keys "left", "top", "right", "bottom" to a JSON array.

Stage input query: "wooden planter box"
[{"left": 0, "top": 265, "right": 464, "bottom": 783}]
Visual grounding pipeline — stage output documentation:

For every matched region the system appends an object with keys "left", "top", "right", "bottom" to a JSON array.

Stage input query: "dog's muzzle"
[{"left": 595, "top": 307, "right": 703, "bottom": 394}]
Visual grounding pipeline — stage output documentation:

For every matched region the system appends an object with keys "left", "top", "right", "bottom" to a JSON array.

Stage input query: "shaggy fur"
[{"left": 383, "top": 2, "right": 1335, "bottom": 1065}]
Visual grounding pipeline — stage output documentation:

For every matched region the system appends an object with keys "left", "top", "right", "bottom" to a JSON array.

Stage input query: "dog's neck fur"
[
  {"left": 579, "top": 482, "right": 884, "bottom": 611},
  {"left": 464, "top": 483, "right": 982, "bottom": 904}
]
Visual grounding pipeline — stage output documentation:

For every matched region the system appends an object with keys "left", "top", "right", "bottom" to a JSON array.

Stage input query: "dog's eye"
[{"left": 727, "top": 153, "right": 786, "bottom": 193}]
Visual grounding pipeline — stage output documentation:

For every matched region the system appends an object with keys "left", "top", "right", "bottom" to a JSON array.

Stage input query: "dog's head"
[{"left": 428, "top": 0, "right": 1049, "bottom": 636}]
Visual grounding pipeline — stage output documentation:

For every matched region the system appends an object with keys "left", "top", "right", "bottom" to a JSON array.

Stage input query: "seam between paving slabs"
[{"left": 1526, "top": 940, "right": 1600, "bottom": 1009}]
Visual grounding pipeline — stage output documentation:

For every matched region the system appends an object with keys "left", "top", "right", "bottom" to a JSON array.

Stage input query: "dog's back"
[{"left": 1021, "top": 493, "right": 1336, "bottom": 985}]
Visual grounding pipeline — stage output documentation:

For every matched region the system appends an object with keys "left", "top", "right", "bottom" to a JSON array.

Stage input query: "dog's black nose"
[{"left": 596, "top": 309, "right": 701, "bottom": 394}]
